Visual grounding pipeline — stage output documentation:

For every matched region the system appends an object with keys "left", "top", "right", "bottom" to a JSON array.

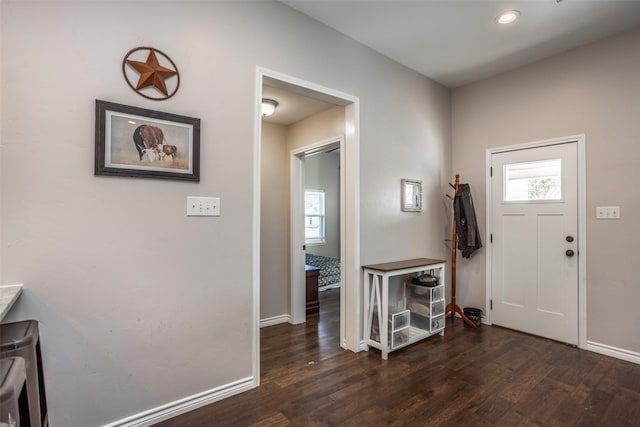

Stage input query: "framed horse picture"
[{"left": 95, "top": 100, "right": 200, "bottom": 181}]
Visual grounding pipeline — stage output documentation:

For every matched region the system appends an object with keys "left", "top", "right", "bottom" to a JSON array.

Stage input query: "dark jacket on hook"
[{"left": 454, "top": 183, "right": 482, "bottom": 258}]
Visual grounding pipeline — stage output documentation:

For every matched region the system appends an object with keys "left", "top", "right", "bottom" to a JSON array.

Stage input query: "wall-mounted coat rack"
[{"left": 445, "top": 174, "right": 477, "bottom": 328}]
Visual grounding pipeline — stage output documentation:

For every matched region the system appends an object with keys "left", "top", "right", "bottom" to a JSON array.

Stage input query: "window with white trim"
[
  {"left": 504, "top": 159, "right": 562, "bottom": 202},
  {"left": 305, "top": 190, "right": 325, "bottom": 244}
]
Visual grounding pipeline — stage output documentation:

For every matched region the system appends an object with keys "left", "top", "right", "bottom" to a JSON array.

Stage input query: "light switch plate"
[
  {"left": 596, "top": 206, "right": 620, "bottom": 219},
  {"left": 187, "top": 196, "right": 220, "bottom": 216},
  {"left": 610, "top": 206, "right": 620, "bottom": 219}
]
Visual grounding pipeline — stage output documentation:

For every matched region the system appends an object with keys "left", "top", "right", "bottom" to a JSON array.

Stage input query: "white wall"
[
  {"left": 1, "top": 1, "right": 451, "bottom": 425},
  {"left": 360, "top": 74, "right": 452, "bottom": 265},
  {"left": 452, "top": 27, "right": 640, "bottom": 354}
]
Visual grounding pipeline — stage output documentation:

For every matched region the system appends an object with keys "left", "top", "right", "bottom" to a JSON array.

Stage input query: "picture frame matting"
[{"left": 95, "top": 99, "right": 200, "bottom": 181}]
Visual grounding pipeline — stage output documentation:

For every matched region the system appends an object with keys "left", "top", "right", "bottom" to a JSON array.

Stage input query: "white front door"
[{"left": 490, "top": 141, "right": 579, "bottom": 344}]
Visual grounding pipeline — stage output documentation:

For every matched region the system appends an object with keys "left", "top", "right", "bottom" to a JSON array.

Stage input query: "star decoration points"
[{"left": 126, "top": 49, "right": 177, "bottom": 97}]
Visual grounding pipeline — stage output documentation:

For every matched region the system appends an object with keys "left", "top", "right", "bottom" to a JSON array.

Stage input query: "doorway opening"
[
  {"left": 291, "top": 137, "right": 343, "bottom": 325},
  {"left": 293, "top": 140, "right": 342, "bottom": 349},
  {"left": 253, "top": 68, "right": 361, "bottom": 384}
]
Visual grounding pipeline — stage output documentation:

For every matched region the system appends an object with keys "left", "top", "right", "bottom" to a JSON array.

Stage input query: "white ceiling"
[{"left": 282, "top": 0, "right": 640, "bottom": 88}]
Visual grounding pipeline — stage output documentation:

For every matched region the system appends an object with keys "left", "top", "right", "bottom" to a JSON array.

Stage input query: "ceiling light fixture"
[
  {"left": 496, "top": 10, "right": 520, "bottom": 25},
  {"left": 262, "top": 98, "right": 278, "bottom": 116}
]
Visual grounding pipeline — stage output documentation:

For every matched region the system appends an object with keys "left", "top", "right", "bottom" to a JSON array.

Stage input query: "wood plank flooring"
[{"left": 155, "top": 289, "right": 640, "bottom": 426}]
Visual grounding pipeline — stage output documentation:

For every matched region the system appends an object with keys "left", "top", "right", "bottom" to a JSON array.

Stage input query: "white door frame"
[
  {"left": 291, "top": 136, "right": 342, "bottom": 326},
  {"left": 253, "top": 67, "right": 361, "bottom": 385},
  {"left": 485, "top": 134, "right": 587, "bottom": 349}
]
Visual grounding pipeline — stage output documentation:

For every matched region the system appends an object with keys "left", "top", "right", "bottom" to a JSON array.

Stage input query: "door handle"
[{"left": 566, "top": 249, "right": 575, "bottom": 257}]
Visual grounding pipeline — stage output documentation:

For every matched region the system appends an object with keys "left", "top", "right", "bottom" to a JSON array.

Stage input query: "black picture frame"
[{"left": 95, "top": 99, "right": 200, "bottom": 181}]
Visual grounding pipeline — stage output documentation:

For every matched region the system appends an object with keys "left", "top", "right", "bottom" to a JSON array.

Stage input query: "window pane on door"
[{"left": 504, "top": 159, "right": 562, "bottom": 202}]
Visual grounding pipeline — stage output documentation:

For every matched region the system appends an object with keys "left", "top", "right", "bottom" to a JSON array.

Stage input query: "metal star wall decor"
[{"left": 122, "top": 47, "right": 180, "bottom": 100}]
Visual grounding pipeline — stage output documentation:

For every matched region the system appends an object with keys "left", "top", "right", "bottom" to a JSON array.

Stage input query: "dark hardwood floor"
[{"left": 156, "top": 289, "right": 640, "bottom": 426}]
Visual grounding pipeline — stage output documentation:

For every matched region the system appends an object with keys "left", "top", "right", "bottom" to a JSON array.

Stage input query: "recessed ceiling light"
[{"left": 496, "top": 10, "right": 520, "bottom": 25}]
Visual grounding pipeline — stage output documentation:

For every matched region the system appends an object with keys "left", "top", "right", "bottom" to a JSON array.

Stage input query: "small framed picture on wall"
[{"left": 401, "top": 179, "right": 422, "bottom": 212}]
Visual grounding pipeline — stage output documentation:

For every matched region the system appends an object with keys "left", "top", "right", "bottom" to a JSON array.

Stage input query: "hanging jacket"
[{"left": 454, "top": 183, "right": 482, "bottom": 258}]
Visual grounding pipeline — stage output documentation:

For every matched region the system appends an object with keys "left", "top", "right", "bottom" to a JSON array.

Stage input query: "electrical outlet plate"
[
  {"left": 596, "top": 206, "right": 620, "bottom": 219},
  {"left": 187, "top": 196, "right": 220, "bottom": 216}
]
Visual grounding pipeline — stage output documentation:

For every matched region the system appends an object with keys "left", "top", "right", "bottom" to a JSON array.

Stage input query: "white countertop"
[{"left": 0, "top": 284, "right": 23, "bottom": 322}]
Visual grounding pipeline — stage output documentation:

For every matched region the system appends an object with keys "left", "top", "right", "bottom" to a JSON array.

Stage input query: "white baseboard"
[
  {"left": 103, "top": 376, "right": 256, "bottom": 427},
  {"left": 586, "top": 340, "right": 640, "bottom": 365},
  {"left": 475, "top": 321, "right": 638, "bottom": 364},
  {"left": 259, "top": 314, "right": 291, "bottom": 328}
]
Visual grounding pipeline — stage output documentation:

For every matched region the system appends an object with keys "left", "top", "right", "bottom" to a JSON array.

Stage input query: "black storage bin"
[{"left": 463, "top": 307, "right": 483, "bottom": 327}]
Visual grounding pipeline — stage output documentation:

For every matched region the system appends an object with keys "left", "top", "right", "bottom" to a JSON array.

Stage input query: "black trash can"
[{"left": 463, "top": 307, "right": 482, "bottom": 327}]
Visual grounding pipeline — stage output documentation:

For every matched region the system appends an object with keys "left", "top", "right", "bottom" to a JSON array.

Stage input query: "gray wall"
[
  {"left": 452, "top": 27, "right": 640, "bottom": 354},
  {"left": 260, "top": 122, "right": 289, "bottom": 320},
  {"left": 305, "top": 150, "right": 340, "bottom": 259},
  {"left": 1, "top": 1, "right": 451, "bottom": 425}
]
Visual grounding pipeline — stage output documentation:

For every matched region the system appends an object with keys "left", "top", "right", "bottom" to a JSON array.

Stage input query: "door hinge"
[
  {"left": 490, "top": 233, "right": 493, "bottom": 243},
  {"left": 490, "top": 299, "right": 493, "bottom": 310},
  {"left": 303, "top": 245, "right": 306, "bottom": 251},
  {"left": 490, "top": 167, "right": 493, "bottom": 177}
]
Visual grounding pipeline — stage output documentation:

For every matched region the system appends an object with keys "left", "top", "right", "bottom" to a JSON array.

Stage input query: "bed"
[{"left": 305, "top": 253, "right": 341, "bottom": 291}]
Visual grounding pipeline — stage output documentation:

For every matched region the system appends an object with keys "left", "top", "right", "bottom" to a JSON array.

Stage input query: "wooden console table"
[{"left": 363, "top": 258, "right": 446, "bottom": 359}]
